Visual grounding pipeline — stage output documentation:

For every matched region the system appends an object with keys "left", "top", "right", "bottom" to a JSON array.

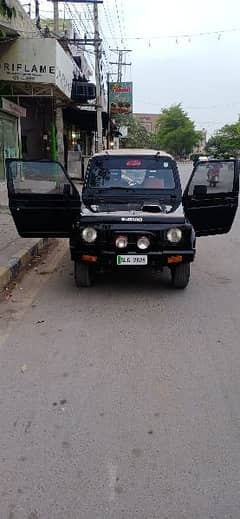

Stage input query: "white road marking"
[{"left": 107, "top": 461, "right": 118, "bottom": 503}]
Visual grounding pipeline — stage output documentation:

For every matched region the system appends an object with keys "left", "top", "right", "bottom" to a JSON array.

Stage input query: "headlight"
[
  {"left": 137, "top": 236, "right": 150, "bottom": 250},
  {"left": 167, "top": 228, "right": 182, "bottom": 243},
  {"left": 116, "top": 235, "right": 128, "bottom": 249},
  {"left": 82, "top": 227, "right": 97, "bottom": 243}
]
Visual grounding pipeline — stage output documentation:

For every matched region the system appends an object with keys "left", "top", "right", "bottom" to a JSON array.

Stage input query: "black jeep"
[{"left": 6, "top": 150, "right": 239, "bottom": 289}]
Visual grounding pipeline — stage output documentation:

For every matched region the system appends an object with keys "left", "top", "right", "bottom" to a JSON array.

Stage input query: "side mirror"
[
  {"left": 193, "top": 184, "right": 207, "bottom": 198},
  {"left": 63, "top": 183, "right": 71, "bottom": 196}
]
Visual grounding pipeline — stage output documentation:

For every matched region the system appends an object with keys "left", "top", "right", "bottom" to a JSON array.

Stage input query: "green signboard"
[{"left": 109, "top": 82, "right": 133, "bottom": 116}]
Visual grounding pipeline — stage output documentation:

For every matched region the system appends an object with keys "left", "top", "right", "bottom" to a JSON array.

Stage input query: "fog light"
[
  {"left": 82, "top": 227, "right": 97, "bottom": 243},
  {"left": 116, "top": 235, "right": 128, "bottom": 249},
  {"left": 167, "top": 228, "right": 182, "bottom": 243},
  {"left": 137, "top": 236, "right": 150, "bottom": 250}
]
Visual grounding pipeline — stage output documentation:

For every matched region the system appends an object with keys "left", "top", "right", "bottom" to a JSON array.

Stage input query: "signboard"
[
  {"left": 0, "top": 39, "right": 79, "bottom": 99},
  {"left": 109, "top": 82, "right": 133, "bottom": 115},
  {"left": 1, "top": 98, "right": 26, "bottom": 118}
]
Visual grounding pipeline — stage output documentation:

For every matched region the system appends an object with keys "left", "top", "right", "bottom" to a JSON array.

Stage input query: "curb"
[{"left": 0, "top": 237, "right": 50, "bottom": 292}]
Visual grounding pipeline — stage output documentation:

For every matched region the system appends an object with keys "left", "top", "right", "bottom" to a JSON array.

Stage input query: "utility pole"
[
  {"left": 109, "top": 49, "right": 132, "bottom": 82},
  {"left": 53, "top": 0, "right": 59, "bottom": 33},
  {"left": 107, "top": 71, "right": 118, "bottom": 148},
  {"left": 94, "top": 1, "right": 103, "bottom": 153},
  {"left": 35, "top": 0, "right": 40, "bottom": 29},
  {"left": 108, "top": 50, "right": 132, "bottom": 150}
]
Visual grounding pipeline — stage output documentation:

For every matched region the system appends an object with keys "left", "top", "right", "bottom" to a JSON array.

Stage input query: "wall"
[{"left": 0, "top": 0, "right": 38, "bottom": 36}]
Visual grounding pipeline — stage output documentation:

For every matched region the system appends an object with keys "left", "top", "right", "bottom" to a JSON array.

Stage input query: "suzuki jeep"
[{"left": 6, "top": 150, "right": 239, "bottom": 289}]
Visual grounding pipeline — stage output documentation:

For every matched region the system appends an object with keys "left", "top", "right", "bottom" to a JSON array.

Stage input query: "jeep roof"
[{"left": 93, "top": 149, "right": 173, "bottom": 159}]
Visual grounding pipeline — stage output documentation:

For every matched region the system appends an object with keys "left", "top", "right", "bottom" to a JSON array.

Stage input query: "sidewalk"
[{"left": 0, "top": 183, "right": 50, "bottom": 291}]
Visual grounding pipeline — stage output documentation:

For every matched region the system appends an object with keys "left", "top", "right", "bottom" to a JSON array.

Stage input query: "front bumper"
[
  {"left": 70, "top": 222, "right": 196, "bottom": 268},
  {"left": 70, "top": 247, "right": 196, "bottom": 268}
]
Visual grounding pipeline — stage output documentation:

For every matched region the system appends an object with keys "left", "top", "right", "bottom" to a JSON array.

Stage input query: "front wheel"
[
  {"left": 74, "top": 261, "right": 93, "bottom": 288},
  {"left": 171, "top": 262, "right": 190, "bottom": 289}
]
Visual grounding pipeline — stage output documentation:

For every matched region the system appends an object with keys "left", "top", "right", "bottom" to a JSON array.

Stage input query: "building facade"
[
  {"left": 193, "top": 128, "right": 207, "bottom": 154},
  {"left": 133, "top": 113, "right": 159, "bottom": 133},
  {"left": 0, "top": 3, "right": 107, "bottom": 180}
]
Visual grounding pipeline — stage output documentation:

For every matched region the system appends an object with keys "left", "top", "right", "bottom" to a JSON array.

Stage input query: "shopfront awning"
[
  {"left": 63, "top": 106, "right": 108, "bottom": 131},
  {"left": 0, "top": 38, "right": 80, "bottom": 100}
]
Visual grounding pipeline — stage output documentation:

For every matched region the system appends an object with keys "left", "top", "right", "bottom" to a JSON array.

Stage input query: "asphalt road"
[{"left": 0, "top": 163, "right": 240, "bottom": 519}]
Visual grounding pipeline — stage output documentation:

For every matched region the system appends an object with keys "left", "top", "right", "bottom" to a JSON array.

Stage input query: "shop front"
[
  {"left": 0, "top": 38, "right": 107, "bottom": 177},
  {"left": 0, "top": 98, "right": 26, "bottom": 180},
  {"left": 0, "top": 38, "right": 80, "bottom": 170},
  {"left": 63, "top": 106, "right": 108, "bottom": 178}
]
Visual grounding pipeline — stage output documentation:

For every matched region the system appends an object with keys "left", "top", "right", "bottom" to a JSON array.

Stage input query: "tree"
[
  {"left": 118, "top": 116, "right": 154, "bottom": 149},
  {"left": 153, "top": 104, "right": 201, "bottom": 158},
  {"left": 206, "top": 120, "right": 240, "bottom": 157}
]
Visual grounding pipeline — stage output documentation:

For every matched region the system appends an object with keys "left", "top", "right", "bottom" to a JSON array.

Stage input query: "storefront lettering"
[
  {"left": 0, "top": 63, "right": 56, "bottom": 75},
  {"left": 111, "top": 85, "right": 130, "bottom": 94}
]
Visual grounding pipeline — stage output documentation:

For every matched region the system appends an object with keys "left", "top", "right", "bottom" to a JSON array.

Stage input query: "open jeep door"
[
  {"left": 6, "top": 159, "right": 81, "bottom": 237},
  {"left": 182, "top": 159, "right": 239, "bottom": 236}
]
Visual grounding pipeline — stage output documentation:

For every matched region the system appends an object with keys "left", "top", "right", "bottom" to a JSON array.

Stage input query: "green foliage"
[
  {"left": 206, "top": 120, "right": 240, "bottom": 157},
  {"left": 154, "top": 104, "right": 201, "bottom": 157},
  {"left": 0, "top": 0, "right": 16, "bottom": 19},
  {"left": 119, "top": 115, "right": 155, "bottom": 149}
]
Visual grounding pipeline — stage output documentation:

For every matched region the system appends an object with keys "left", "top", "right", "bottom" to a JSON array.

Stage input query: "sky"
[
  {"left": 107, "top": 0, "right": 240, "bottom": 136},
  {"left": 22, "top": 0, "right": 240, "bottom": 136}
]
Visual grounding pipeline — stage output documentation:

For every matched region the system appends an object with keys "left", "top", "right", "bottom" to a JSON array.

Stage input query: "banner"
[{"left": 109, "top": 82, "right": 133, "bottom": 115}]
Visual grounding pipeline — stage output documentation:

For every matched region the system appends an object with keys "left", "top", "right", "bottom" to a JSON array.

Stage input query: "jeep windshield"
[{"left": 86, "top": 156, "right": 176, "bottom": 190}]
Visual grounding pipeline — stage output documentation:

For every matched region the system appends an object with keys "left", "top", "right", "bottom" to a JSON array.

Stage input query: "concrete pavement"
[
  {"left": 0, "top": 183, "right": 51, "bottom": 292},
  {"left": 0, "top": 181, "right": 8, "bottom": 208},
  {"left": 0, "top": 164, "right": 239, "bottom": 517}
]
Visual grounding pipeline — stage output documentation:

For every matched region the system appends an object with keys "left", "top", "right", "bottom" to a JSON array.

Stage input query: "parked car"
[{"left": 6, "top": 150, "right": 239, "bottom": 289}]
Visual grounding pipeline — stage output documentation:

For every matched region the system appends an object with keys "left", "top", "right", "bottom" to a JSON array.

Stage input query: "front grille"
[
  {"left": 100, "top": 230, "right": 162, "bottom": 252},
  {"left": 77, "top": 223, "right": 192, "bottom": 253},
  {"left": 99, "top": 227, "right": 192, "bottom": 252}
]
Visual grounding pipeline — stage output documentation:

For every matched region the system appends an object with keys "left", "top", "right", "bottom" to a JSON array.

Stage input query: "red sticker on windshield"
[{"left": 126, "top": 160, "right": 142, "bottom": 166}]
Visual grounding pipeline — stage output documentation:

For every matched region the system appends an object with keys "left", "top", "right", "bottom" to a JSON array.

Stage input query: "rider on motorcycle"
[{"left": 207, "top": 163, "right": 221, "bottom": 187}]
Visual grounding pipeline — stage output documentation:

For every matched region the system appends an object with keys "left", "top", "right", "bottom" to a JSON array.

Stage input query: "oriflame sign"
[
  {"left": 109, "top": 82, "right": 133, "bottom": 115},
  {"left": 0, "top": 39, "right": 78, "bottom": 99}
]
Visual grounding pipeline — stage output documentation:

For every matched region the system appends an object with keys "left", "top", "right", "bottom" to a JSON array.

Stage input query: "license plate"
[{"left": 117, "top": 255, "right": 148, "bottom": 265}]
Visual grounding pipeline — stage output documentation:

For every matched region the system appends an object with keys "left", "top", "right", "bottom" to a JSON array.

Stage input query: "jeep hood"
[{"left": 80, "top": 203, "right": 185, "bottom": 224}]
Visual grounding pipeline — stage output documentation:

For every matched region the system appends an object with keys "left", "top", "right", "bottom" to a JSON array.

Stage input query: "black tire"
[
  {"left": 171, "top": 262, "right": 190, "bottom": 289},
  {"left": 74, "top": 261, "right": 93, "bottom": 288}
]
